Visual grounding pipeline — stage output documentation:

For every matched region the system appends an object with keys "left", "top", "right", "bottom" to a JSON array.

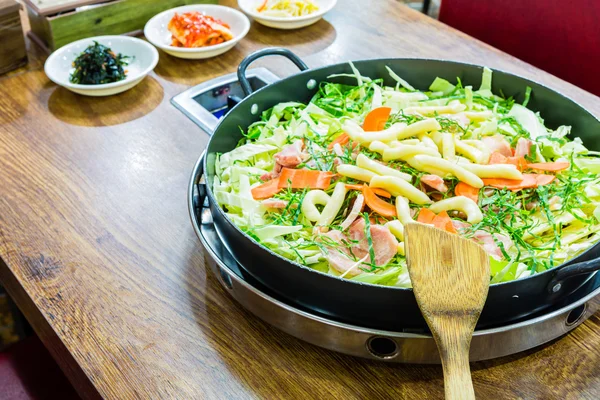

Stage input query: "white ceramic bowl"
[
  {"left": 238, "top": 0, "right": 336, "bottom": 29},
  {"left": 44, "top": 36, "right": 158, "bottom": 97},
  {"left": 144, "top": 5, "right": 250, "bottom": 59}
]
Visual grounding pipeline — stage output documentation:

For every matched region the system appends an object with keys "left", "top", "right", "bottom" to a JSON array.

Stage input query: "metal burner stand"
[
  {"left": 177, "top": 69, "right": 600, "bottom": 363},
  {"left": 188, "top": 164, "right": 600, "bottom": 363}
]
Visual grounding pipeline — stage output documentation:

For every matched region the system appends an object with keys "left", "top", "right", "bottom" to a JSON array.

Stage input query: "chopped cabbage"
[{"left": 213, "top": 63, "right": 600, "bottom": 288}]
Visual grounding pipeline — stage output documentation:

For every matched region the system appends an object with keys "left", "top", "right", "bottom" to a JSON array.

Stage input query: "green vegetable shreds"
[
  {"left": 69, "top": 41, "right": 129, "bottom": 85},
  {"left": 213, "top": 62, "right": 600, "bottom": 287}
]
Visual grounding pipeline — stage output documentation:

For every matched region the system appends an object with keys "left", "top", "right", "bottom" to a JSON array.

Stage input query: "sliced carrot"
[
  {"left": 488, "top": 151, "right": 508, "bottom": 164},
  {"left": 251, "top": 179, "right": 281, "bottom": 200},
  {"left": 345, "top": 184, "right": 365, "bottom": 191},
  {"left": 432, "top": 210, "right": 458, "bottom": 234},
  {"left": 444, "top": 215, "right": 458, "bottom": 234},
  {"left": 257, "top": 0, "right": 268, "bottom": 11},
  {"left": 483, "top": 174, "right": 543, "bottom": 190},
  {"left": 417, "top": 208, "right": 437, "bottom": 224},
  {"left": 345, "top": 184, "right": 391, "bottom": 198},
  {"left": 416, "top": 208, "right": 456, "bottom": 233},
  {"left": 372, "top": 189, "right": 392, "bottom": 199},
  {"left": 278, "top": 168, "right": 333, "bottom": 190},
  {"left": 454, "top": 182, "right": 480, "bottom": 204},
  {"left": 490, "top": 151, "right": 527, "bottom": 171},
  {"left": 526, "top": 162, "right": 570, "bottom": 172},
  {"left": 363, "top": 184, "right": 396, "bottom": 218},
  {"left": 363, "top": 107, "right": 392, "bottom": 131},
  {"left": 327, "top": 133, "right": 350, "bottom": 150},
  {"left": 535, "top": 174, "right": 556, "bottom": 186},
  {"left": 483, "top": 175, "right": 536, "bottom": 190},
  {"left": 507, "top": 156, "right": 528, "bottom": 171}
]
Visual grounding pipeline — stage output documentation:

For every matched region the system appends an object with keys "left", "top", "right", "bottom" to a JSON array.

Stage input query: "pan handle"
[
  {"left": 547, "top": 256, "right": 600, "bottom": 293},
  {"left": 189, "top": 151, "right": 207, "bottom": 225},
  {"left": 238, "top": 48, "right": 309, "bottom": 96}
]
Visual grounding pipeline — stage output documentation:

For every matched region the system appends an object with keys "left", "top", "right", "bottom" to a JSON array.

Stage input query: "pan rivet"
[
  {"left": 250, "top": 104, "right": 258, "bottom": 115},
  {"left": 307, "top": 79, "right": 316, "bottom": 90},
  {"left": 552, "top": 283, "right": 562, "bottom": 293}
]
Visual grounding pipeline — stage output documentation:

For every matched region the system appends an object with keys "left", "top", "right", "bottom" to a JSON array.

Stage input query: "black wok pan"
[{"left": 192, "top": 48, "right": 600, "bottom": 330}]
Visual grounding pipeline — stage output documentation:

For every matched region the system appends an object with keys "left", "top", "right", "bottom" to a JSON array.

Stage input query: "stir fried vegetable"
[{"left": 214, "top": 64, "right": 600, "bottom": 287}]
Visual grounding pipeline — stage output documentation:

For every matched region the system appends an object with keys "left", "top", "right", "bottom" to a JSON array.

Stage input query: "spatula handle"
[{"left": 437, "top": 330, "right": 476, "bottom": 400}]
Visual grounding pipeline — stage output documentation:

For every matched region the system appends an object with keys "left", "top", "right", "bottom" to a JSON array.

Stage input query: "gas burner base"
[
  {"left": 194, "top": 193, "right": 600, "bottom": 363},
  {"left": 179, "top": 71, "right": 600, "bottom": 363}
]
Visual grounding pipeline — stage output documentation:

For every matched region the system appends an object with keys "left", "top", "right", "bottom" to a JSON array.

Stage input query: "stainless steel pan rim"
[
  {"left": 189, "top": 162, "right": 600, "bottom": 362},
  {"left": 199, "top": 202, "right": 600, "bottom": 337}
]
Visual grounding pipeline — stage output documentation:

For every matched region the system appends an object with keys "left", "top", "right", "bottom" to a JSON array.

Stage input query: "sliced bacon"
[
  {"left": 549, "top": 195, "right": 562, "bottom": 211},
  {"left": 340, "top": 194, "right": 365, "bottom": 231},
  {"left": 320, "top": 219, "right": 398, "bottom": 276},
  {"left": 525, "top": 200, "right": 539, "bottom": 211},
  {"left": 483, "top": 188, "right": 495, "bottom": 197},
  {"left": 421, "top": 174, "right": 448, "bottom": 193},
  {"left": 482, "top": 135, "right": 512, "bottom": 157},
  {"left": 261, "top": 199, "right": 288, "bottom": 209},
  {"left": 351, "top": 144, "right": 361, "bottom": 160},
  {"left": 410, "top": 208, "right": 417, "bottom": 218},
  {"left": 332, "top": 143, "right": 344, "bottom": 157},
  {"left": 488, "top": 151, "right": 508, "bottom": 165},
  {"left": 260, "top": 162, "right": 283, "bottom": 181},
  {"left": 261, "top": 140, "right": 308, "bottom": 181},
  {"left": 514, "top": 138, "right": 533, "bottom": 158},
  {"left": 441, "top": 113, "right": 470, "bottom": 128},
  {"left": 260, "top": 171, "right": 278, "bottom": 181},
  {"left": 348, "top": 219, "right": 398, "bottom": 267},
  {"left": 304, "top": 159, "right": 318, "bottom": 169},
  {"left": 322, "top": 230, "right": 363, "bottom": 277},
  {"left": 274, "top": 140, "right": 306, "bottom": 168},
  {"left": 472, "top": 230, "right": 513, "bottom": 260},
  {"left": 449, "top": 222, "right": 514, "bottom": 260},
  {"left": 451, "top": 219, "right": 471, "bottom": 233}
]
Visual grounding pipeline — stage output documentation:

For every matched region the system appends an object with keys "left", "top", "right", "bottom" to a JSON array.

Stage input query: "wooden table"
[{"left": 1, "top": 1, "right": 599, "bottom": 398}]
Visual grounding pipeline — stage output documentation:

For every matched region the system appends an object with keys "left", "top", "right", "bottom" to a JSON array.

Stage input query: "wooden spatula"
[{"left": 404, "top": 223, "right": 490, "bottom": 400}]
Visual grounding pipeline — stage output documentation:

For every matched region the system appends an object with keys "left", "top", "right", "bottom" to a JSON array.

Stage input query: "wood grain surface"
[{"left": 1, "top": 0, "right": 600, "bottom": 399}]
